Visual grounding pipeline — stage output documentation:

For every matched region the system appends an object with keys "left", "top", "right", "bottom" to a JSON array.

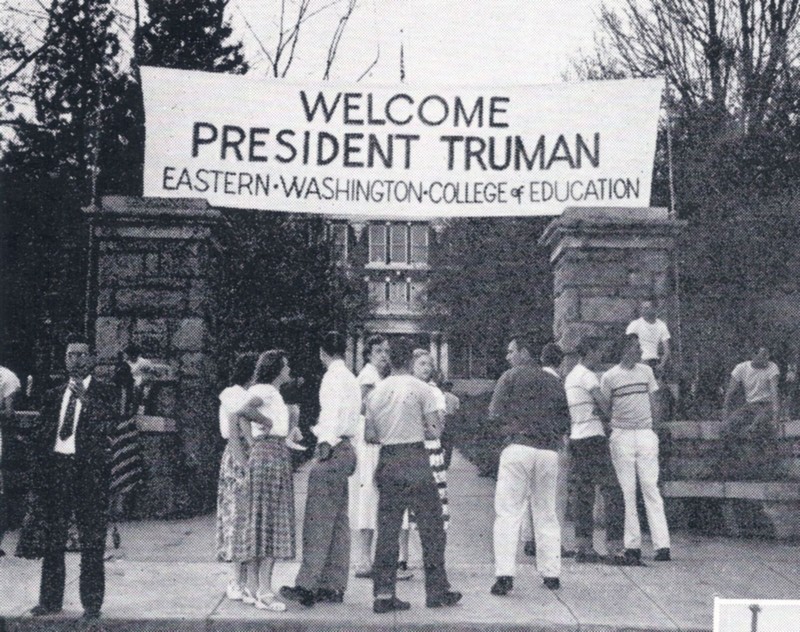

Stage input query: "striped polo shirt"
[{"left": 599, "top": 363, "right": 659, "bottom": 430}]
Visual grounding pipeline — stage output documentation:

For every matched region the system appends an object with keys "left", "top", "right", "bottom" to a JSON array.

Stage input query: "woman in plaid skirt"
[
  {"left": 398, "top": 349, "right": 449, "bottom": 570},
  {"left": 216, "top": 352, "right": 262, "bottom": 600},
  {"left": 241, "top": 350, "right": 296, "bottom": 612}
]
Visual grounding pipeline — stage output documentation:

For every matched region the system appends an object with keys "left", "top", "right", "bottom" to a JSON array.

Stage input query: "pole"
[
  {"left": 749, "top": 603, "right": 760, "bottom": 632},
  {"left": 664, "top": 74, "right": 684, "bottom": 403}
]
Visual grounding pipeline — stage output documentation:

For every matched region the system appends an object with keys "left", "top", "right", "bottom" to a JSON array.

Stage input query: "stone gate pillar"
[
  {"left": 539, "top": 207, "right": 686, "bottom": 354},
  {"left": 84, "top": 196, "right": 223, "bottom": 515}
]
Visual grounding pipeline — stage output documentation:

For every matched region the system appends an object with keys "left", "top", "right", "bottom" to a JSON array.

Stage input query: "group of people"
[
  {"left": 215, "top": 333, "right": 461, "bottom": 614},
  {"left": 0, "top": 295, "right": 784, "bottom": 620}
]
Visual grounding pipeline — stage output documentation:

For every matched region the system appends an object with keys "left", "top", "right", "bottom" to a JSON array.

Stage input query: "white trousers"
[
  {"left": 493, "top": 444, "right": 561, "bottom": 578},
  {"left": 521, "top": 445, "right": 570, "bottom": 541},
  {"left": 609, "top": 428, "right": 671, "bottom": 551}
]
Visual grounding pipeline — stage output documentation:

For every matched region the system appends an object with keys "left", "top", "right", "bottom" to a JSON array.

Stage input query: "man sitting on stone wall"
[{"left": 718, "top": 344, "right": 781, "bottom": 481}]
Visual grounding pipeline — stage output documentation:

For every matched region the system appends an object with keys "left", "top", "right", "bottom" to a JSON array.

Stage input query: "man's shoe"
[
  {"left": 543, "top": 577, "right": 561, "bottom": 590},
  {"left": 426, "top": 590, "right": 462, "bottom": 608},
  {"left": 0, "top": 548, "right": 6, "bottom": 557},
  {"left": 373, "top": 596, "right": 411, "bottom": 614},
  {"left": 82, "top": 610, "right": 101, "bottom": 621},
  {"left": 396, "top": 560, "right": 414, "bottom": 581},
  {"left": 279, "top": 585, "right": 316, "bottom": 607},
  {"left": 654, "top": 547, "right": 671, "bottom": 562},
  {"left": 315, "top": 588, "right": 345, "bottom": 603},
  {"left": 561, "top": 548, "right": 576, "bottom": 559},
  {"left": 575, "top": 549, "right": 602, "bottom": 564},
  {"left": 490, "top": 576, "right": 513, "bottom": 596},
  {"left": 31, "top": 605, "right": 62, "bottom": 617},
  {"left": 623, "top": 548, "right": 647, "bottom": 567},
  {"left": 354, "top": 566, "right": 373, "bottom": 579},
  {"left": 523, "top": 540, "right": 536, "bottom": 556}
]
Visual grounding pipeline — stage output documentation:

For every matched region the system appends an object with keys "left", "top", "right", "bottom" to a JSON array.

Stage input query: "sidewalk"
[{"left": 1, "top": 451, "right": 799, "bottom": 631}]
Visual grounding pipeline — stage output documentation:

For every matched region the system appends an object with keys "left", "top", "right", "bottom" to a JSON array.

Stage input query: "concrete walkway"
[{"left": 1, "top": 451, "right": 799, "bottom": 631}]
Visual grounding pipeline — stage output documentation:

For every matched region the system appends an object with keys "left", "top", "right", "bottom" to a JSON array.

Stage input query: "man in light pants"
[
  {"left": 490, "top": 336, "right": 570, "bottom": 595},
  {"left": 600, "top": 333, "right": 671, "bottom": 565}
]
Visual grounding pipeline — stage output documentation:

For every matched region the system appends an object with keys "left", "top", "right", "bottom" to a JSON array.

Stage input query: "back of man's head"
[
  {"left": 321, "top": 331, "right": 346, "bottom": 358},
  {"left": 390, "top": 336, "right": 416, "bottom": 371},
  {"left": 540, "top": 342, "right": 563, "bottom": 369}
]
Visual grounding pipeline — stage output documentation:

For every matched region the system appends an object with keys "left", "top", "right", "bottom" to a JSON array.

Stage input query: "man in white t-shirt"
[
  {"left": 600, "top": 334, "right": 671, "bottom": 565},
  {"left": 0, "top": 364, "right": 21, "bottom": 557},
  {"left": 564, "top": 338, "right": 626, "bottom": 565},
  {"left": 719, "top": 345, "right": 781, "bottom": 480},
  {"left": 626, "top": 300, "right": 671, "bottom": 378}
]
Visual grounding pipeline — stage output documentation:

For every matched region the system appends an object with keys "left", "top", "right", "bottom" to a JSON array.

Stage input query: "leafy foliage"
[
  {"left": 427, "top": 217, "right": 554, "bottom": 377},
  {"left": 139, "top": 0, "right": 247, "bottom": 73}
]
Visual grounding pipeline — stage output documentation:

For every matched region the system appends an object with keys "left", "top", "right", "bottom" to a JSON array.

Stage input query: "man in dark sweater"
[{"left": 489, "top": 336, "right": 570, "bottom": 595}]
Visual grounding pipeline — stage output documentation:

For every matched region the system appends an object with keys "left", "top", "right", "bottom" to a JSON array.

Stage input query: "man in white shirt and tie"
[
  {"left": 281, "top": 332, "right": 361, "bottom": 607},
  {"left": 28, "top": 334, "right": 120, "bottom": 620}
]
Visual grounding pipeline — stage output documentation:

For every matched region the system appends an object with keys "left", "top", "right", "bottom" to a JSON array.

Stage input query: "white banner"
[{"left": 141, "top": 67, "right": 663, "bottom": 217}]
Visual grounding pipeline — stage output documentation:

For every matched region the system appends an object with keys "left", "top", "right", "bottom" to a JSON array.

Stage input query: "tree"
[
  {"left": 570, "top": 0, "right": 800, "bottom": 413},
  {"left": 427, "top": 217, "right": 553, "bottom": 379},
  {"left": 1, "top": 0, "right": 126, "bottom": 375},
  {"left": 209, "top": 209, "right": 367, "bottom": 393},
  {"left": 138, "top": 0, "right": 247, "bottom": 73}
]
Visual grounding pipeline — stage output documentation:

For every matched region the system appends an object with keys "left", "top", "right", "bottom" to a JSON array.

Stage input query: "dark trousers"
[
  {"left": 570, "top": 435, "right": 624, "bottom": 545},
  {"left": 39, "top": 455, "right": 108, "bottom": 613},
  {"left": 373, "top": 443, "right": 449, "bottom": 599},
  {"left": 295, "top": 439, "right": 356, "bottom": 592},
  {"left": 0, "top": 477, "right": 6, "bottom": 546}
]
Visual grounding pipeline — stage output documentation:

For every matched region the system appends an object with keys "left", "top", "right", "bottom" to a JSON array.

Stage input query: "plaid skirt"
[
  {"left": 407, "top": 438, "right": 449, "bottom": 530},
  {"left": 215, "top": 443, "right": 249, "bottom": 562},
  {"left": 241, "top": 436, "right": 296, "bottom": 561}
]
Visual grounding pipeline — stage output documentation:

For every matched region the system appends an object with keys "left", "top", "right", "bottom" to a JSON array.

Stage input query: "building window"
[
  {"left": 368, "top": 222, "right": 429, "bottom": 265},
  {"left": 410, "top": 224, "right": 428, "bottom": 264},
  {"left": 449, "top": 338, "right": 491, "bottom": 379},
  {"left": 369, "top": 224, "right": 387, "bottom": 263},
  {"left": 390, "top": 224, "right": 407, "bottom": 264},
  {"left": 328, "top": 223, "right": 348, "bottom": 262}
]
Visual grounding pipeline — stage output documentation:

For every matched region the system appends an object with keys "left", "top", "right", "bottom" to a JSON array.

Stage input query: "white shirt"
[
  {"left": 565, "top": 364, "right": 605, "bottom": 439},
  {"left": 731, "top": 361, "right": 780, "bottom": 404},
  {"left": 357, "top": 363, "right": 381, "bottom": 389},
  {"left": 313, "top": 359, "right": 361, "bottom": 447},
  {"left": 247, "top": 383, "right": 289, "bottom": 437},
  {"left": 0, "top": 366, "right": 21, "bottom": 457},
  {"left": 55, "top": 375, "right": 92, "bottom": 455},
  {"left": 626, "top": 318, "right": 671, "bottom": 361},
  {"left": 543, "top": 366, "right": 561, "bottom": 380},
  {"left": 600, "top": 364, "right": 658, "bottom": 430},
  {"left": 218, "top": 385, "right": 252, "bottom": 439}
]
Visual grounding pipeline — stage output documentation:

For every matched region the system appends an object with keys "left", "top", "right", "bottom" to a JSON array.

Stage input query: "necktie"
[{"left": 59, "top": 387, "right": 78, "bottom": 441}]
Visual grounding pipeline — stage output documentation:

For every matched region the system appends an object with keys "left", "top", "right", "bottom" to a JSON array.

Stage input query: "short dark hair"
[
  {"left": 540, "top": 342, "right": 563, "bottom": 368},
  {"left": 123, "top": 343, "right": 142, "bottom": 359},
  {"left": 614, "top": 333, "right": 640, "bottom": 361},
  {"left": 321, "top": 331, "right": 347, "bottom": 357},
  {"left": 509, "top": 333, "right": 535, "bottom": 356},
  {"left": 390, "top": 336, "right": 416, "bottom": 370},
  {"left": 230, "top": 352, "right": 259, "bottom": 387},
  {"left": 253, "top": 349, "right": 288, "bottom": 384},
  {"left": 575, "top": 336, "right": 602, "bottom": 358},
  {"left": 363, "top": 334, "right": 388, "bottom": 362}
]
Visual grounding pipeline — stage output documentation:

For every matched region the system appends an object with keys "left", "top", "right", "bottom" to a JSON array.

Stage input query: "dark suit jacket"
[
  {"left": 489, "top": 362, "right": 570, "bottom": 452},
  {"left": 18, "top": 377, "right": 120, "bottom": 557}
]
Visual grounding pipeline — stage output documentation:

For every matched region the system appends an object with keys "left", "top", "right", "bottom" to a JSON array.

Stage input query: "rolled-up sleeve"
[{"left": 313, "top": 370, "right": 341, "bottom": 447}]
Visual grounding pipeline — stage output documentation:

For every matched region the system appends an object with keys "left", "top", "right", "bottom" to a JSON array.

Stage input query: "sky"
[
  {"left": 3, "top": 0, "right": 621, "bottom": 86},
  {"left": 230, "top": 0, "right": 618, "bottom": 85}
]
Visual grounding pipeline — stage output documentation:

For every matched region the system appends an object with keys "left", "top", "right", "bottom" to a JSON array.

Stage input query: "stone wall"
[
  {"left": 539, "top": 207, "right": 686, "bottom": 354},
  {"left": 84, "top": 196, "right": 223, "bottom": 514}
]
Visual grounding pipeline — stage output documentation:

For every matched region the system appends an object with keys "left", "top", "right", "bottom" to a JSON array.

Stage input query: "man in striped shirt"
[{"left": 600, "top": 334, "right": 671, "bottom": 565}]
